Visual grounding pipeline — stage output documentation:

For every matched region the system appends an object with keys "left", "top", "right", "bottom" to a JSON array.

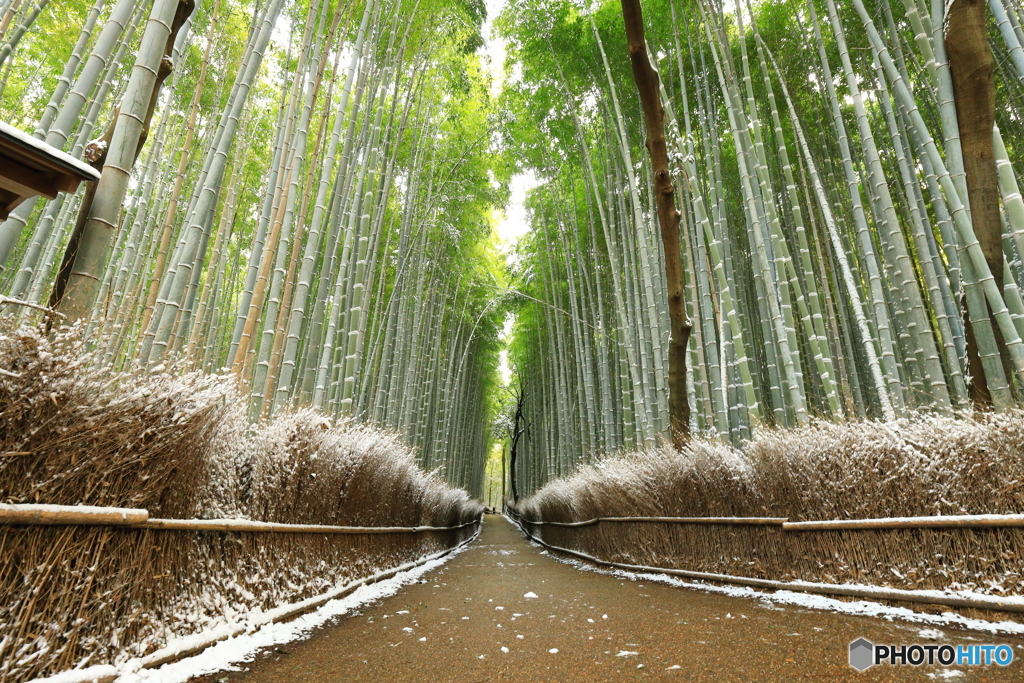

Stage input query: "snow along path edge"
[
  {"left": 26, "top": 522, "right": 481, "bottom": 683},
  {"left": 503, "top": 513, "right": 1024, "bottom": 636}
]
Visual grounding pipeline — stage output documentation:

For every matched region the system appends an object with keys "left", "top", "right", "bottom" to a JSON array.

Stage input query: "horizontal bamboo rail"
[
  {"left": 507, "top": 508, "right": 1024, "bottom": 530},
  {"left": 23, "top": 503, "right": 1021, "bottom": 533},
  {"left": 140, "top": 518, "right": 480, "bottom": 534},
  {"left": 516, "top": 515, "right": 787, "bottom": 527},
  {"left": 0, "top": 504, "right": 148, "bottom": 526},
  {"left": 782, "top": 513, "right": 1024, "bottom": 530},
  {"left": 1, "top": 503, "right": 479, "bottom": 534},
  {"left": 505, "top": 509, "right": 1024, "bottom": 614}
]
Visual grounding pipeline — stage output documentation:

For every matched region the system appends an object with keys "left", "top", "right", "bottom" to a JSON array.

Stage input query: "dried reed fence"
[
  {"left": 513, "top": 416, "right": 1024, "bottom": 614},
  {"left": 0, "top": 325, "right": 482, "bottom": 683}
]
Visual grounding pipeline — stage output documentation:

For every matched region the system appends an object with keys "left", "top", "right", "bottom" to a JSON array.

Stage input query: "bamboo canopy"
[{"left": 2, "top": 0, "right": 1024, "bottom": 498}]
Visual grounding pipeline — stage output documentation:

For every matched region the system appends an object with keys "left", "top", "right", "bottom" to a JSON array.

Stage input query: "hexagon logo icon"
[{"left": 849, "top": 638, "right": 874, "bottom": 671}]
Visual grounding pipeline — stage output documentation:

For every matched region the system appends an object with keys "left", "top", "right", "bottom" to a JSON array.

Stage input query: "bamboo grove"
[
  {"left": 6, "top": 0, "right": 1024, "bottom": 501},
  {"left": 502, "top": 0, "right": 1024, "bottom": 495},
  {"left": 0, "top": 0, "right": 504, "bottom": 493}
]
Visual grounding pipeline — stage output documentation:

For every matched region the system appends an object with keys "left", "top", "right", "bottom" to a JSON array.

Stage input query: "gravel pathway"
[{"left": 196, "top": 515, "right": 1024, "bottom": 682}]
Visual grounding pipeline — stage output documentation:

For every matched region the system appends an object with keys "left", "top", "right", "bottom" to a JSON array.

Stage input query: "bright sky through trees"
[{"left": 484, "top": 0, "right": 537, "bottom": 255}]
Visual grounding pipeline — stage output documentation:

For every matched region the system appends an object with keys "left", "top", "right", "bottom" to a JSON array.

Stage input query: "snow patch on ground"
[{"left": 116, "top": 543, "right": 472, "bottom": 683}]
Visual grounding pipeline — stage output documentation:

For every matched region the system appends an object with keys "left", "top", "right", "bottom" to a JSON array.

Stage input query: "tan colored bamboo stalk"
[{"left": 139, "top": 0, "right": 220, "bottom": 337}]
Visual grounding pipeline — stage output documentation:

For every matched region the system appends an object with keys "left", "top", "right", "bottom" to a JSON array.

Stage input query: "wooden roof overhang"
[{"left": 0, "top": 121, "right": 100, "bottom": 220}]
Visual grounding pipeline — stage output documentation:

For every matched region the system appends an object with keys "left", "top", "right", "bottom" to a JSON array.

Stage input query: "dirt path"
[{"left": 198, "top": 515, "right": 1024, "bottom": 682}]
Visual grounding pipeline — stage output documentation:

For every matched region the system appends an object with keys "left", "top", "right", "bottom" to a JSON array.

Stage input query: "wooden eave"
[{"left": 0, "top": 122, "right": 100, "bottom": 220}]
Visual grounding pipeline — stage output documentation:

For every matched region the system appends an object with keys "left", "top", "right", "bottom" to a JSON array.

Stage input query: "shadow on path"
[{"left": 196, "top": 515, "right": 1023, "bottom": 682}]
